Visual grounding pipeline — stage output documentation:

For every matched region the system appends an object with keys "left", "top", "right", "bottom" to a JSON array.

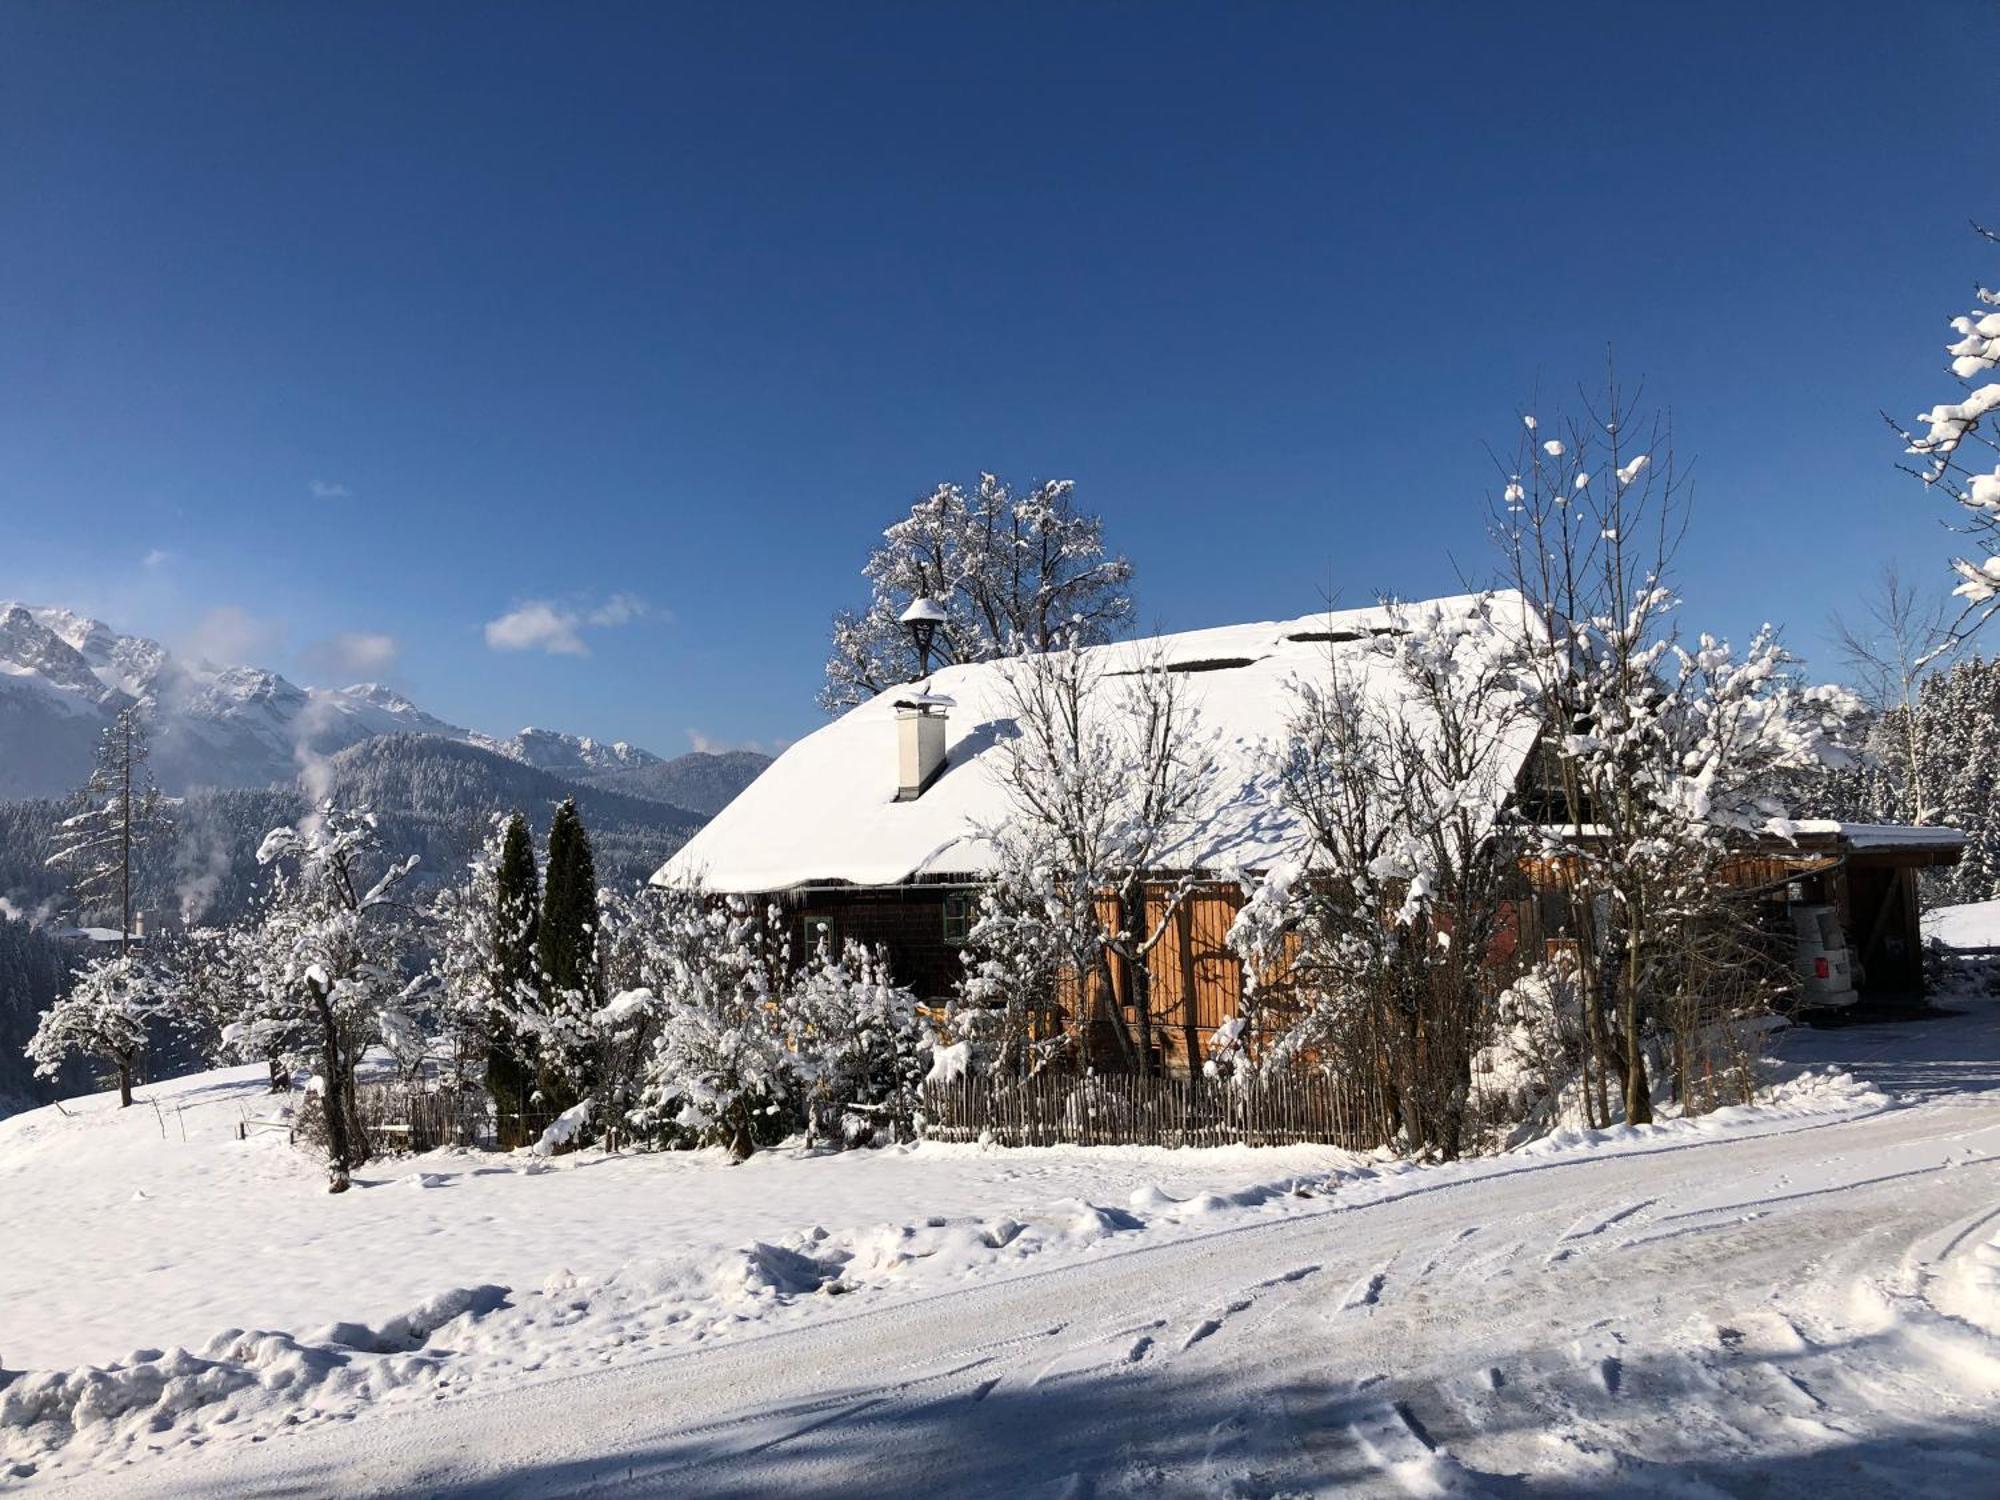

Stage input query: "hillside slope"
[
  {"left": 325, "top": 734, "right": 706, "bottom": 886},
  {"left": 584, "top": 749, "right": 771, "bottom": 815}
]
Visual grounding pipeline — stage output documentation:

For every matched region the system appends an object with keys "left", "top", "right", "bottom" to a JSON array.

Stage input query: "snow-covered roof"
[
  {"left": 51, "top": 926, "right": 142, "bottom": 944},
  {"left": 1774, "top": 821, "right": 1968, "bottom": 853},
  {"left": 657, "top": 593, "right": 1541, "bottom": 894}
]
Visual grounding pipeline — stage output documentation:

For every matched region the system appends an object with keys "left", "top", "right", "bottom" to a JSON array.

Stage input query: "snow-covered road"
[{"left": 54, "top": 1005, "right": 2000, "bottom": 1498}]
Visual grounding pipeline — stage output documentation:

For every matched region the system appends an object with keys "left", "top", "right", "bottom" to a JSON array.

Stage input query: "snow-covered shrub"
[
  {"left": 1224, "top": 596, "right": 1535, "bottom": 1157},
  {"left": 628, "top": 894, "right": 796, "bottom": 1160},
  {"left": 788, "top": 939, "right": 928, "bottom": 1147},
  {"left": 1467, "top": 958, "right": 1585, "bottom": 1145}
]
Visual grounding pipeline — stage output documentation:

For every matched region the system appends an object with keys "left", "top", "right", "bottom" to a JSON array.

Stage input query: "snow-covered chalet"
[{"left": 657, "top": 594, "right": 1962, "bottom": 1073}]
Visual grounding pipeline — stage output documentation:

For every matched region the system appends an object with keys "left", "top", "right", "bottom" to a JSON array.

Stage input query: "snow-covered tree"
[
  {"left": 1896, "top": 224, "right": 2000, "bottom": 633},
  {"left": 25, "top": 950, "right": 176, "bottom": 1108},
  {"left": 959, "top": 635, "right": 1215, "bottom": 1073},
  {"left": 1493, "top": 385, "right": 1859, "bottom": 1125},
  {"left": 45, "top": 704, "right": 171, "bottom": 950},
  {"left": 1224, "top": 595, "right": 1537, "bottom": 1156},
  {"left": 428, "top": 813, "right": 543, "bottom": 1138},
  {"left": 1825, "top": 568, "right": 1955, "bottom": 828},
  {"left": 1819, "top": 651, "right": 2000, "bottom": 906},
  {"left": 821, "top": 474, "right": 1135, "bottom": 711},
  {"left": 530, "top": 798, "right": 600, "bottom": 1114},
  {"left": 787, "top": 938, "right": 928, "bottom": 1147},
  {"left": 249, "top": 804, "right": 422, "bottom": 1191},
  {"left": 151, "top": 923, "right": 264, "bottom": 1080}
]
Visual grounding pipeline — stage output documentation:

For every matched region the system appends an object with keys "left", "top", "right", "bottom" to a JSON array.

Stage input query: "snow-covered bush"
[
  {"left": 628, "top": 894, "right": 796, "bottom": 1160},
  {"left": 787, "top": 939, "right": 928, "bottom": 1147},
  {"left": 1223, "top": 595, "right": 1536, "bottom": 1157},
  {"left": 1466, "top": 957, "right": 1585, "bottom": 1144}
]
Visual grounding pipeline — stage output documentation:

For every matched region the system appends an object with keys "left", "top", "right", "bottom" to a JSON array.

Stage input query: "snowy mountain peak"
[
  {"left": 0, "top": 603, "right": 125, "bottom": 706},
  {"left": 0, "top": 601, "right": 663, "bottom": 799},
  {"left": 480, "top": 726, "right": 664, "bottom": 775},
  {"left": 339, "top": 682, "right": 430, "bottom": 716}
]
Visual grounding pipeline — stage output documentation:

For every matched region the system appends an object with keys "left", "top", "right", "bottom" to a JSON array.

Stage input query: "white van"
[{"left": 1792, "top": 904, "right": 1860, "bottom": 1009}]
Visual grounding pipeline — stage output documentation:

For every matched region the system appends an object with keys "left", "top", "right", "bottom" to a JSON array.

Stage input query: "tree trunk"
[
  {"left": 267, "top": 1053, "right": 287, "bottom": 1093},
  {"left": 1093, "top": 949, "right": 1136, "bottom": 1069},
  {"left": 311, "top": 979, "right": 354, "bottom": 1193},
  {"left": 117, "top": 1058, "right": 132, "bottom": 1109},
  {"left": 1122, "top": 890, "right": 1154, "bottom": 1075},
  {"left": 1176, "top": 904, "right": 1202, "bottom": 1082},
  {"left": 727, "top": 1099, "right": 756, "bottom": 1162},
  {"left": 1622, "top": 936, "right": 1653, "bottom": 1125},
  {"left": 1590, "top": 960, "right": 1620, "bottom": 1125}
]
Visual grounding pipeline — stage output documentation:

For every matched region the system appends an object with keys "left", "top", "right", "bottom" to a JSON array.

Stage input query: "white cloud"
[
  {"left": 308, "top": 479, "right": 351, "bottom": 500},
  {"left": 483, "top": 593, "right": 651, "bottom": 657},
  {"left": 185, "top": 605, "right": 287, "bottom": 667},
  {"left": 686, "top": 728, "right": 783, "bottom": 756},
  {"left": 485, "top": 601, "right": 588, "bottom": 656},
  {"left": 302, "top": 630, "right": 400, "bottom": 680},
  {"left": 142, "top": 548, "right": 173, "bottom": 570},
  {"left": 587, "top": 593, "right": 648, "bottom": 627}
]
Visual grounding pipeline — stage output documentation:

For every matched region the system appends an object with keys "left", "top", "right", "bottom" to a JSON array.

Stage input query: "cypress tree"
[
  {"left": 538, "top": 798, "right": 599, "bottom": 997},
  {"left": 488, "top": 812, "right": 539, "bottom": 1146},
  {"left": 536, "top": 798, "right": 600, "bottom": 1117}
]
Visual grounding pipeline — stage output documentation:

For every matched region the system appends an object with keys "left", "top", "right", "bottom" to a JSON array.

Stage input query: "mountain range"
[
  {"left": 0, "top": 603, "right": 777, "bottom": 1123},
  {"left": 0, "top": 602, "right": 768, "bottom": 806}
]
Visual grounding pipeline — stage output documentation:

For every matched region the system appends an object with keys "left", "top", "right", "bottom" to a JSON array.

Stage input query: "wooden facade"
[{"left": 774, "top": 828, "right": 1959, "bottom": 1078}]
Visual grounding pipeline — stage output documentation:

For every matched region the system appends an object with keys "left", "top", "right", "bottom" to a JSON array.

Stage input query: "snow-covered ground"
[
  {"left": 8, "top": 940, "right": 2000, "bottom": 1493},
  {"left": 1925, "top": 897, "right": 2000, "bottom": 950}
]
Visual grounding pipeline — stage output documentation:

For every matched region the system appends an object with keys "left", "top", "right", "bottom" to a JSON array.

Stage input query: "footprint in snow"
[
  {"left": 1337, "top": 1262, "right": 1392, "bottom": 1312},
  {"left": 1181, "top": 1299, "right": 1252, "bottom": 1351}
]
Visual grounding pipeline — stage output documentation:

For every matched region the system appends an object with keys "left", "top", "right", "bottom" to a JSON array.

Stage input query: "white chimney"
[{"left": 893, "top": 690, "right": 953, "bottom": 801}]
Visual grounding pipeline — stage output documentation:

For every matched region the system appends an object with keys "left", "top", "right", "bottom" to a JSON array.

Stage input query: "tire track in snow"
[
  {"left": 1547, "top": 1199, "right": 1657, "bottom": 1265},
  {"left": 1178, "top": 1264, "right": 1326, "bottom": 1352}
]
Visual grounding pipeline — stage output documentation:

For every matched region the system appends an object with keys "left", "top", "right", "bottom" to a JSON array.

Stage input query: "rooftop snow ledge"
[{"left": 1767, "top": 819, "right": 1967, "bottom": 849}]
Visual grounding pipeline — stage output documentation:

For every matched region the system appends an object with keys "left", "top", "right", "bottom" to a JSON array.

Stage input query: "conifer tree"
[
  {"left": 488, "top": 812, "right": 540, "bottom": 1143},
  {"left": 46, "top": 704, "right": 170, "bottom": 953},
  {"left": 534, "top": 798, "right": 600, "bottom": 1114},
  {"left": 539, "top": 799, "right": 598, "bottom": 996}
]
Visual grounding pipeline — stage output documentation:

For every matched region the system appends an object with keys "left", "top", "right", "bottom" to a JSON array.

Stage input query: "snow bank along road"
[{"left": 25, "top": 1002, "right": 1999, "bottom": 1498}]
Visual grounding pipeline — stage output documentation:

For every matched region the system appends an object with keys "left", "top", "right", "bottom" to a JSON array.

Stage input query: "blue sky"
[{"left": 2, "top": 2, "right": 1995, "bottom": 756}]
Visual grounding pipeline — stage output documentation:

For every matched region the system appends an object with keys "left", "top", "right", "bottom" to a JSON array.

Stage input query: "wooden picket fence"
[
  {"left": 920, "top": 1068, "right": 1387, "bottom": 1150},
  {"left": 352, "top": 1084, "right": 497, "bottom": 1152}
]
